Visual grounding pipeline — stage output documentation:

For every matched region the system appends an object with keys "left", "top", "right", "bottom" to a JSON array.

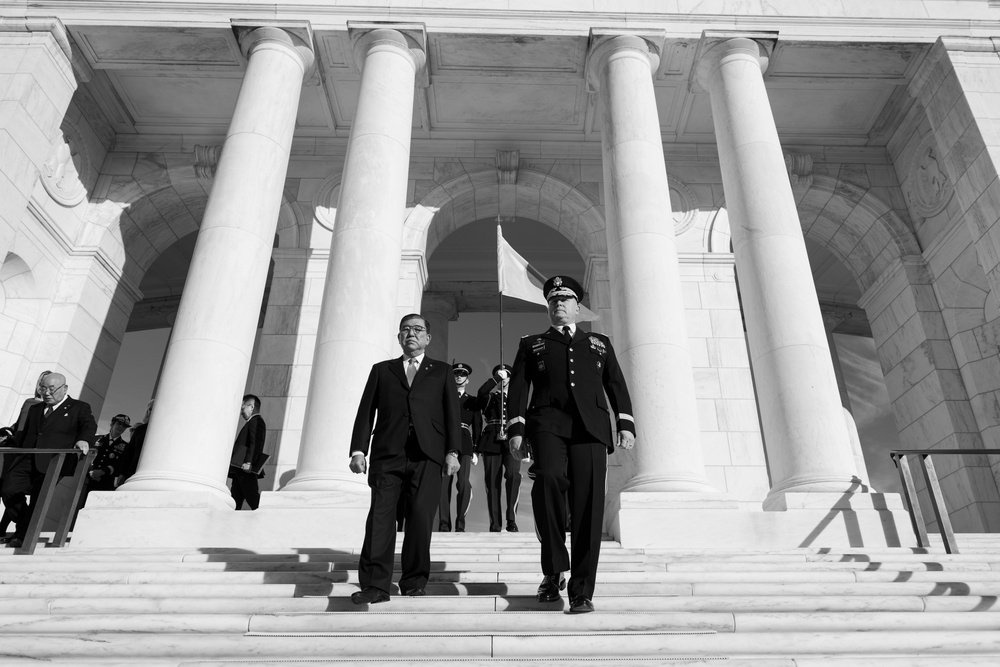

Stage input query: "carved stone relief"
[
  {"left": 40, "top": 119, "right": 89, "bottom": 207},
  {"left": 668, "top": 175, "right": 698, "bottom": 235},
  {"left": 906, "top": 133, "right": 954, "bottom": 220}
]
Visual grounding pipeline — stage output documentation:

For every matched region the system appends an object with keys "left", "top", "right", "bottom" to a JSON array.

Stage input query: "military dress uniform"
[
  {"left": 438, "top": 362, "right": 478, "bottom": 532},
  {"left": 506, "top": 276, "right": 634, "bottom": 605},
  {"left": 476, "top": 364, "right": 521, "bottom": 532}
]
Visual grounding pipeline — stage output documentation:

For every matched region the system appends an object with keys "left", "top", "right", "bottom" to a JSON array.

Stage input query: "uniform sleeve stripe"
[
  {"left": 508, "top": 417, "right": 526, "bottom": 427},
  {"left": 617, "top": 413, "right": 634, "bottom": 422}
]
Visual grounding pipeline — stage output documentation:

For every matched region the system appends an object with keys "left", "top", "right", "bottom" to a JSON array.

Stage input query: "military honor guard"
[
  {"left": 438, "top": 362, "right": 478, "bottom": 532},
  {"left": 476, "top": 363, "right": 521, "bottom": 532},
  {"left": 506, "top": 276, "right": 635, "bottom": 613}
]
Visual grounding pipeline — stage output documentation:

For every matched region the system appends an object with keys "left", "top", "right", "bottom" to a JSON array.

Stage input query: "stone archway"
[{"left": 0, "top": 252, "right": 44, "bottom": 420}]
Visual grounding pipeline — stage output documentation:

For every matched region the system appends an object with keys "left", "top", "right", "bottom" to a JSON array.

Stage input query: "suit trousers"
[
  {"left": 483, "top": 451, "right": 521, "bottom": 531},
  {"left": 528, "top": 431, "right": 606, "bottom": 601},
  {"left": 230, "top": 471, "right": 261, "bottom": 510},
  {"left": 437, "top": 454, "right": 472, "bottom": 531},
  {"left": 0, "top": 456, "right": 47, "bottom": 540},
  {"left": 359, "top": 436, "right": 443, "bottom": 594}
]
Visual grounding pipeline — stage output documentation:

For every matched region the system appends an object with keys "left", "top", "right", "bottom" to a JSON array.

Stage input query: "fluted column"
[
  {"left": 694, "top": 34, "right": 858, "bottom": 508},
  {"left": 285, "top": 27, "right": 425, "bottom": 492},
  {"left": 587, "top": 31, "right": 713, "bottom": 493},
  {"left": 119, "top": 25, "right": 314, "bottom": 499}
]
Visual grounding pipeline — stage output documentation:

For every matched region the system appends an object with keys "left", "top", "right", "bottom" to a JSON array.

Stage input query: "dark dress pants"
[
  {"left": 230, "top": 471, "right": 261, "bottom": 510},
  {"left": 359, "top": 436, "right": 442, "bottom": 595},
  {"left": 528, "top": 430, "right": 606, "bottom": 601},
  {"left": 483, "top": 451, "right": 521, "bottom": 531},
  {"left": 0, "top": 456, "right": 46, "bottom": 540},
  {"left": 437, "top": 454, "right": 472, "bottom": 531}
]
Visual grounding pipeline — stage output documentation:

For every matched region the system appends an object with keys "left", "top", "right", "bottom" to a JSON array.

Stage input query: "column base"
[
  {"left": 70, "top": 491, "right": 370, "bottom": 549},
  {"left": 621, "top": 473, "right": 717, "bottom": 493},
  {"left": 280, "top": 471, "right": 370, "bottom": 493},
  {"left": 610, "top": 491, "right": 916, "bottom": 550}
]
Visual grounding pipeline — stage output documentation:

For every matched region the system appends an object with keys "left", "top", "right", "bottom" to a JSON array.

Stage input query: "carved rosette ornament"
[
  {"left": 41, "top": 119, "right": 89, "bottom": 207},
  {"left": 668, "top": 175, "right": 698, "bottom": 235},
  {"left": 906, "top": 133, "right": 954, "bottom": 220}
]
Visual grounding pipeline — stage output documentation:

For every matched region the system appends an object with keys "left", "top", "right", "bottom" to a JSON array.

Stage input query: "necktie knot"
[{"left": 561, "top": 326, "right": 572, "bottom": 342}]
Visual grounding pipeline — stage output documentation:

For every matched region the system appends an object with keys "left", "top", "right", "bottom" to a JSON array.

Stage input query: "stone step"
[
  {"left": 6, "top": 568, "right": 1000, "bottom": 585},
  {"left": 0, "top": 630, "right": 995, "bottom": 661},
  {"left": 1, "top": 593, "right": 997, "bottom": 614},
  {"left": 3, "top": 580, "right": 1000, "bottom": 598},
  {"left": 4, "top": 557, "right": 999, "bottom": 572},
  {"left": 0, "top": 610, "right": 999, "bottom": 635}
]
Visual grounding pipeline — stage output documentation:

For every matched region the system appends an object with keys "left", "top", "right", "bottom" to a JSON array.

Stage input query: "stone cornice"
[{"left": 10, "top": 3, "right": 1000, "bottom": 43}]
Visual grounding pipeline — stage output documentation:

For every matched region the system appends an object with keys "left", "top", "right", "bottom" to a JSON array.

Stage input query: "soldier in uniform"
[
  {"left": 507, "top": 275, "right": 635, "bottom": 613},
  {"left": 438, "top": 363, "right": 478, "bottom": 532},
  {"left": 476, "top": 363, "right": 521, "bottom": 532},
  {"left": 80, "top": 413, "right": 132, "bottom": 507}
]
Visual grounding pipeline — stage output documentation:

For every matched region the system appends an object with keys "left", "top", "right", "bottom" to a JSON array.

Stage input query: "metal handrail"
[
  {"left": 0, "top": 447, "right": 96, "bottom": 555},
  {"left": 890, "top": 448, "right": 1000, "bottom": 554}
]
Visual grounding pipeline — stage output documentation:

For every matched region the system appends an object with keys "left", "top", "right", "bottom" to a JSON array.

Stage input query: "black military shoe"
[
  {"left": 506, "top": 521, "right": 519, "bottom": 532},
  {"left": 536, "top": 573, "right": 566, "bottom": 602},
  {"left": 569, "top": 596, "right": 594, "bottom": 613},
  {"left": 351, "top": 586, "right": 390, "bottom": 605}
]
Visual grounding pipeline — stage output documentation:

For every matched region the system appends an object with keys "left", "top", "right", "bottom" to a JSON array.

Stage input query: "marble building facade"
[{"left": 2, "top": 1, "right": 1000, "bottom": 548}]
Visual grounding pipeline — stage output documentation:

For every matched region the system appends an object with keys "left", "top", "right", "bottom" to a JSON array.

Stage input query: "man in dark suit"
[
  {"left": 507, "top": 276, "right": 635, "bottom": 613},
  {"left": 80, "top": 412, "right": 131, "bottom": 508},
  {"left": 349, "top": 313, "right": 462, "bottom": 604},
  {"left": 476, "top": 363, "right": 521, "bottom": 532},
  {"left": 228, "top": 394, "right": 267, "bottom": 510},
  {"left": 438, "top": 363, "right": 477, "bottom": 532},
  {"left": 1, "top": 372, "right": 97, "bottom": 549}
]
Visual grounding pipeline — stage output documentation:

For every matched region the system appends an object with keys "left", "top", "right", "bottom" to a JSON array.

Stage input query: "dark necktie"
[
  {"left": 43, "top": 406, "right": 53, "bottom": 420},
  {"left": 562, "top": 326, "right": 572, "bottom": 343}
]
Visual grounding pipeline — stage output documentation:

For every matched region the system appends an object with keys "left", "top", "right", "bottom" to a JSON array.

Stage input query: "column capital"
[
  {"left": 348, "top": 22, "right": 428, "bottom": 87},
  {"left": 584, "top": 29, "right": 665, "bottom": 93},
  {"left": 691, "top": 31, "right": 777, "bottom": 94},
  {"left": 232, "top": 20, "right": 316, "bottom": 80}
]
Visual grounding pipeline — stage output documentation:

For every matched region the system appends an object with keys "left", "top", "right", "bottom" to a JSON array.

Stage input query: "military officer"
[
  {"left": 476, "top": 363, "right": 521, "bottom": 532},
  {"left": 438, "top": 362, "right": 478, "bottom": 532},
  {"left": 507, "top": 275, "right": 635, "bottom": 613},
  {"left": 79, "top": 413, "right": 132, "bottom": 508}
]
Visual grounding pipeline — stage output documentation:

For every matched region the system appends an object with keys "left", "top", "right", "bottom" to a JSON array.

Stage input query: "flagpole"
[{"left": 497, "top": 219, "right": 507, "bottom": 440}]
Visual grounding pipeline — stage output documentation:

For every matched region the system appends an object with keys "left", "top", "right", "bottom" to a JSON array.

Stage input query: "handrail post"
[
  {"left": 893, "top": 453, "right": 929, "bottom": 547},
  {"left": 15, "top": 453, "right": 68, "bottom": 555},
  {"left": 919, "top": 453, "right": 959, "bottom": 554},
  {"left": 52, "top": 449, "right": 96, "bottom": 547}
]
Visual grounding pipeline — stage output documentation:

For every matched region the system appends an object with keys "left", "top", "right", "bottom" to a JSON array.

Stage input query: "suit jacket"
[
  {"left": 12, "top": 397, "right": 98, "bottom": 475},
  {"left": 350, "top": 355, "right": 462, "bottom": 466},
  {"left": 230, "top": 414, "right": 267, "bottom": 468},
  {"left": 507, "top": 327, "right": 634, "bottom": 453}
]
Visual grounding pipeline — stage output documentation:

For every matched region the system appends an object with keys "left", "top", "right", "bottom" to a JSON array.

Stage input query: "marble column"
[
  {"left": 694, "top": 34, "right": 859, "bottom": 508},
  {"left": 587, "top": 32, "right": 713, "bottom": 493},
  {"left": 285, "top": 28, "right": 425, "bottom": 492},
  {"left": 119, "top": 26, "right": 314, "bottom": 499}
]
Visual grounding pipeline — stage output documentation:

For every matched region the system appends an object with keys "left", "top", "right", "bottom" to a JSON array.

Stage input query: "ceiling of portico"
[{"left": 69, "top": 25, "right": 927, "bottom": 145}]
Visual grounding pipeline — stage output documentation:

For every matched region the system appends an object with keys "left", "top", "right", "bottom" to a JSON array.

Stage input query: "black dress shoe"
[
  {"left": 351, "top": 586, "right": 390, "bottom": 605},
  {"left": 569, "top": 596, "right": 594, "bottom": 613},
  {"left": 6, "top": 537, "right": 23, "bottom": 549},
  {"left": 536, "top": 573, "right": 566, "bottom": 602},
  {"left": 401, "top": 588, "right": 426, "bottom": 596},
  {"left": 506, "top": 521, "right": 518, "bottom": 532}
]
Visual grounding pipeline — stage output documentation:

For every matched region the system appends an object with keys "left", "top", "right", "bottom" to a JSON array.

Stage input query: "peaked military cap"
[
  {"left": 452, "top": 362, "right": 473, "bottom": 375},
  {"left": 543, "top": 275, "right": 584, "bottom": 302},
  {"left": 111, "top": 413, "right": 131, "bottom": 427},
  {"left": 492, "top": 363, "right": 511, "bottom": 377}
]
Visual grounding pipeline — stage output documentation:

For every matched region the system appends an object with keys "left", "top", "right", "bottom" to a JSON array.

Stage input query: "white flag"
[{"left": 497, "top": 225, "right": 598, "bottom": 320}]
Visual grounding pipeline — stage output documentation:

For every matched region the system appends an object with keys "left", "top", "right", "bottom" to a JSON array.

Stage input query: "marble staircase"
[{"left": 1, "top": 533, "right": 1000, "bottom": 665}]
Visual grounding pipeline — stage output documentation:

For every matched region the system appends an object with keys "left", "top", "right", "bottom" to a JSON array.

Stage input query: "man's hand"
[
  {"left": 617, "top": 431, "right": 636, "bottom": 451},
  {"left": 241, "top": 462, "right": 252, "bottom": 472},
  {"left": 471, "top": 453, "right": 479, "bottom": 466},
  {"left": 444, "top": 452, "right": 460, "bottom": 476},
  {"left": 350, "top": 453, "right": 367, "bottom": 474},
  {"left": 89, "top": 469, "right": 104, "bottom": 481},
  {"left": 509, "top": 435, "right": 523, "bottom": 459},
  {"left": 75, "top": 440, "right": 89, "bottom": 456}
]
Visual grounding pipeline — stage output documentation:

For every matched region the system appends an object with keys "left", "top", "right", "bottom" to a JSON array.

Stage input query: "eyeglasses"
[
  {"left": 39, "top": 384, "right": 66, "bottom": 395},
  {"left": 399, "top": 326, "right": 427, "bottom": 335}
]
